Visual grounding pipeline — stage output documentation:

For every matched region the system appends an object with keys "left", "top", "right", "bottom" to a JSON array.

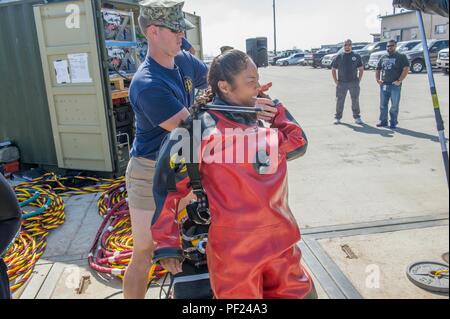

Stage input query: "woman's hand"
[
  {"left": 159, "top": 258, "right": 183, "bottom": 275},
  {"left": 258, "top": 82, "right": 273, "bottom": 99},
  {"left": 259, "top": 82, "right": 273, "bottom": 93},
  {"left": 256, "top": 98, "right": 277, "bottom": 122}
]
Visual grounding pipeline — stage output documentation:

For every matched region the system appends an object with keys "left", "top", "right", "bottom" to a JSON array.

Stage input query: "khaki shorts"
[{"left": 125, "top": 157, "right": 157, "bottom": 211}]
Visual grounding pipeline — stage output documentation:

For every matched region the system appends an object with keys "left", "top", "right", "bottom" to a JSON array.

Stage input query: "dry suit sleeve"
[{"left": 270, "top": 102, "right": 308, "bottom": 161}]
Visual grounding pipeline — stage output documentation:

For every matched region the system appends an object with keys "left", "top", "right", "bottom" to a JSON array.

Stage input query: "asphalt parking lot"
[
  {"left": 258, "top": 65, "right": 449, "bottom": 299},
  {"left": 259, "top": 65, "right": 449, "bottom": 229}
]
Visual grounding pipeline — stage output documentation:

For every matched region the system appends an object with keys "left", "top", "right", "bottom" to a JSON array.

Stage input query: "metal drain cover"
[{"left": 407, "top": 261, "right": 449, "bottom": 293}]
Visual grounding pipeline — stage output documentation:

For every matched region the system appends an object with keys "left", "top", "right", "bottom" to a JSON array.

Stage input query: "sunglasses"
[
  {"left": 387, "top": 45, "right": 396, "bottom": 48},
  {"left": 150, "top": 24, "right": 182, "bottom": 34}
]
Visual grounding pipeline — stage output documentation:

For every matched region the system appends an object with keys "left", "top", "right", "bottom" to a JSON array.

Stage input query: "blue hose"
[
  {"left": 22, "top": 197, "right": 53, "bottom": 219},
  {"left": 19, "top": 191, "right": 40, "bottom": 207}
]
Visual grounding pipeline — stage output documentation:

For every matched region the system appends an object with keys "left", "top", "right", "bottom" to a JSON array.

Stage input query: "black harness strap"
[
  {"left": 167, "top": 164, "right": 177, "bottom": 193},
  {"left": 187, "top": 108, "right": 210, "bottom": 224},
  {"left": 166, "top": 107, "right": 210, "bottom": 224}
]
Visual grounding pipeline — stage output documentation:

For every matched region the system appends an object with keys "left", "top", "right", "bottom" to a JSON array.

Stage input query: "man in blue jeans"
[{"left": 376, "top": 39, "right": 410, "bottom": 129}]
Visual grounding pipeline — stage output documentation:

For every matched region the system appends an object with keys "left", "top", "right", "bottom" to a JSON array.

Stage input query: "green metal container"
[{"left": 0, "top": 0, "right": 57, "bottom": 166}]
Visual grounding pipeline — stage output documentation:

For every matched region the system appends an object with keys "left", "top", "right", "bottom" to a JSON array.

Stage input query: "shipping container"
[{"left": 0, "top": 0, "right": 204, "bottom": 176}]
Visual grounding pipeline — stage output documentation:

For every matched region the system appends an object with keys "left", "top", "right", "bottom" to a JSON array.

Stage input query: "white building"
[{"left": 380, "top": 10, "right": 449, "bottom": 41}]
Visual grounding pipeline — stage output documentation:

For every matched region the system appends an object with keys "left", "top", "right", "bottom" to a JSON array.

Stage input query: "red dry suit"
[{"left": 151, "top": 96, "right": 316, "bottom": 299}]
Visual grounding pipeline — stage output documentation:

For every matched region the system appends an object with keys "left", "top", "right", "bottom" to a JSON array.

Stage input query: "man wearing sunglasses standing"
[
  {"left": 376, "top": 39, "right": 410, "bottom": 129},
  {"left": 332, "top": 39, "right": 365, "bottom": 125},
  {"left": 123, "top": 0, "right": 208, "bottom": 299}
]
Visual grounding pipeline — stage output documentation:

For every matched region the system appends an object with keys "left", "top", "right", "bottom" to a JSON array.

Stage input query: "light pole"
[{"left": 273, "top": 0, "right": 277, "bottom": 55}]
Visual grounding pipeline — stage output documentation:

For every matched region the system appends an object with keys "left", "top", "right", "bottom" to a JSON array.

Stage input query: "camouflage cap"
[{"left": 139, "top": 0, "right": 195, "bottom": 33}]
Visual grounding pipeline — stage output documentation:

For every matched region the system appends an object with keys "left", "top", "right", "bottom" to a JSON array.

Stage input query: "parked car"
[
  {"left": 406, "top": 39, "right": 449, "bottom": 73},
  {"left": 437, "top": 48, "right": 449, "bottom": 74},
  {"left": 270, "top": 52, "right": 288, "bottom": 66},
  {"left": 368, "top": 40, "right": 421, "bottom": 69},
  {"left": 321, "top": 44, "right": 368, "bottom": 69},
  {"left": 276, "top": 52, "right": 305, "bottom": 66},
  {"left": 270, "top": 49, "right": 302, "bottom": 65},
  {"left": 305, "top": 47, "right": 340, "bottom": 68},
  {"left": 354, "top": 42, "right": 388, "bottom": 69}
]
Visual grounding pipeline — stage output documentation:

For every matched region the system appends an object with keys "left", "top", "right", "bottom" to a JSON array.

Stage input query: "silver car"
[
  {"left": 276, "top": 53, "right": 305, "bottom": 66},
  {"left": 321, "top": 54, "right": 335, "bottom": 68}
]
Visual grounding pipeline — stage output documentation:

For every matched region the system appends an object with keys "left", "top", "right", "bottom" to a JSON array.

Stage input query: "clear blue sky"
[{"left": 183, "top": 0, "right": 396, "bottom": 55}]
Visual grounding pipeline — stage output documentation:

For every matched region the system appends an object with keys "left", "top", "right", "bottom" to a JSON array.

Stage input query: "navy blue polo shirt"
[{"left": 129, "top": 51, "right": 208, "bottom": 160}]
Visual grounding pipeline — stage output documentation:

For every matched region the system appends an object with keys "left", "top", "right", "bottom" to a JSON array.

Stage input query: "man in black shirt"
[
  {"left": 332, "top": 39, "right": 365, "bottom": 125},
  {"left": 0, "top": 173, "right": 21, "bottom": 299},
  {"left": 376, "top": 39, "right": 410, "bottom": 129}
]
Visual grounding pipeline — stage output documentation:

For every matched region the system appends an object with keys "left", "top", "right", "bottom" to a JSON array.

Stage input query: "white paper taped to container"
[
  {"left": 53, "top": 59, "right": 71, "bottom": 84},
  {"left": 68, "top": 53, "right": 93, "bottom": 83}
]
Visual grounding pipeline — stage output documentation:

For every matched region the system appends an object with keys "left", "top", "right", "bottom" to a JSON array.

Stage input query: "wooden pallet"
[
  {"left": 111, "top": 90, "right": 129, "bottom": 100},
  {"left": 110, "top": 77, "right": 126, "bottom": 91},
  {"left": 110, "top": 76, "right": 131, "bottom": 100}
]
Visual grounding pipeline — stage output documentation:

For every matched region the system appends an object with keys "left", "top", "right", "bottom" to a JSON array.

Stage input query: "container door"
[
  {"left": 184, "top": 12, "right": 203, "bottom": 60},
  {"left": 34, "top": 0, "right": 113, "bottom": 172}
]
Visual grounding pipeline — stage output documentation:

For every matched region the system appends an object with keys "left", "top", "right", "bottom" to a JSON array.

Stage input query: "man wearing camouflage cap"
[
  {"left": 124, "top": 0, "right": 207, "bottom": 299},
  {"left": 138, "top": 0, "right": 196, "bottom": 33}
]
